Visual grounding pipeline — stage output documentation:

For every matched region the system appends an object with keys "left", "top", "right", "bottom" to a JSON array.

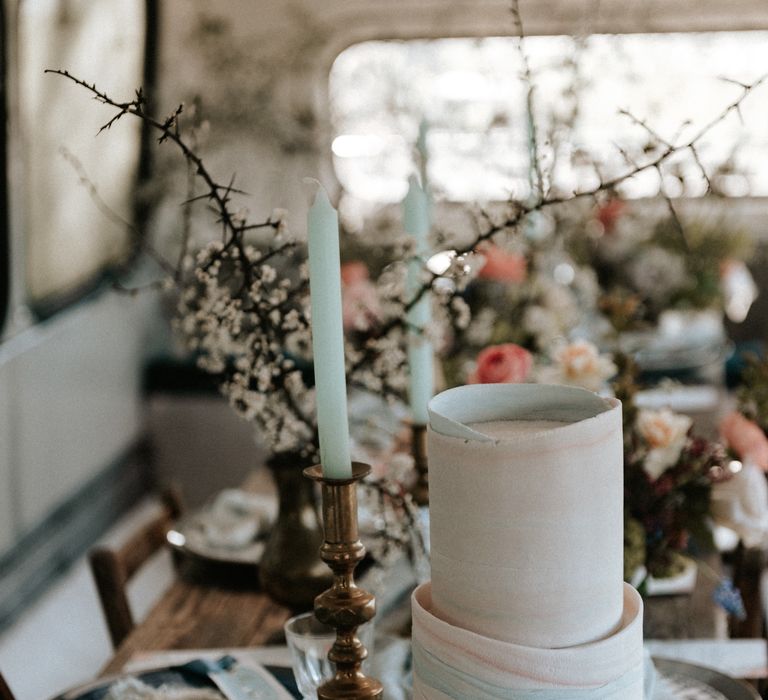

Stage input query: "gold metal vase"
[{"left": 259, "top": 453, "right": 333, "bottom": 610}]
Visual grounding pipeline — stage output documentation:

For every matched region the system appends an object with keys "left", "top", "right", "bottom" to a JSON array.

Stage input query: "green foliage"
[
  {"left": 651, "top": 217, "right": 753, "bottom": 310},
  {"left": 623, "top": 516, "right": 646, "bottom": 581}
]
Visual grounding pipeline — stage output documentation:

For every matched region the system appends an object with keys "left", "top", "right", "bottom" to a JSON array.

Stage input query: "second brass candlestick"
[{"left": 304, "top": 462, "right": 383, "bottom": 700}]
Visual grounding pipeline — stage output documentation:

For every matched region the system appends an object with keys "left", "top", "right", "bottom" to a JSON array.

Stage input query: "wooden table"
[
  {"left": 102, "top": 468, "right": 292, "bottom": 675},
  {"left": 102, "top": 576, "right": 291, "bottom": 674}
]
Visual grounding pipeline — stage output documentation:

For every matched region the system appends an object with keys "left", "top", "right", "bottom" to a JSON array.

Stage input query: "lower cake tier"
[{"left": 411, "top": 581, "right": 645, "bottom": 700}]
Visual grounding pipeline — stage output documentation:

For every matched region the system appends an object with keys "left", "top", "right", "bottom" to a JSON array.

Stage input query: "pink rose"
[
  {"left": 340, "top": 261, "right": 381, "bottom": 332},
  {"left": 469, "top": 344, "right": 533, "bottom": 384},
  {"left": 341, "top": 261, "right": 370, "bottom": 286},
  {"left": 594, "top": 198, "right": 626, "bottom": 234},
  {"left": 720, "top": 411, "right": 768, "bottom": 471},
  {"left": 477, "top": 244, "right": 527, "bottom": 284}
]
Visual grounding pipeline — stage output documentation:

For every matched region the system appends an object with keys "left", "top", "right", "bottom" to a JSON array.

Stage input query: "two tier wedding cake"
[{"left": 411, "top": 383, "right": 645, "bottom": 699}]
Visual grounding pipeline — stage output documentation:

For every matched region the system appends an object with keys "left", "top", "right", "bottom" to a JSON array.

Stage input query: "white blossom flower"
[
  {"left": 232, "top": 207, "right": 249, "bottom": 226},
  {"left": 173, "top": 207, "right": 453, "bottom": 457},
  {"left": 450, "top": 296, "right": 471, "bottom": 330},
  {"left": 628, "top": 247, "right": 688, "bottom": 305},
  {"left": 523, "top": 305, "right": 563, "bottom": 348},
  {"left": 465, "top": 307, "right": 497, "bottom": 346},
  {"left": 271, "top": 208, "right": 288, "bottom": 225},
  {"left": 261, "top": 265, "right": 277, "bottom": 283}
]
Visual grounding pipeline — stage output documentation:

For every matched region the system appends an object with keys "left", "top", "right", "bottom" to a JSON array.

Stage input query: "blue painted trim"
[{"left": 0, "top": 442, "right": 152, "bottom": 631}]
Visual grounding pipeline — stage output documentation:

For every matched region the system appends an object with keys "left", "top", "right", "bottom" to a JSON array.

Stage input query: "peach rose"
[
  {"left": 477, "top": 244, "right": 527, "bottom": 284},
  {"left": 720, "top": 411, "right": 768, "bottom": 471},
  {"left": 558, "top": 341, "right": 615, "bottom": 387},
  {"left": 469, "top": 344, "right": 533, "bottom": 384},
  {"left": 537, "top": 340, "right": 616, "bottom": 392},
  {"left": 637, "top": 408, "right": 692, "bottom": 480}
]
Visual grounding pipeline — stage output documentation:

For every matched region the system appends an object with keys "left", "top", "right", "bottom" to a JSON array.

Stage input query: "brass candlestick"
[
  {"left": 303, "top": 462, "right": 383, "bottom": 700},
  {"left": 409, "top": 422, "right": 429, "bottom": 506}
]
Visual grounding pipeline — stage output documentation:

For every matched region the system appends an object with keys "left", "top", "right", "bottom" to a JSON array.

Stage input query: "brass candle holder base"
[
  {"left": 409, "top": 422, "right": 429, "bottom": 506},
  {"left": 304, "top": 462, "right": 383, "bottom": 700}
]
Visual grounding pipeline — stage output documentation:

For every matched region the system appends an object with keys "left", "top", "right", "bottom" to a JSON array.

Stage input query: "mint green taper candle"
[
  {"left": 404, "top": 174, "right": 433, "bottom": 425},
  {"left": 416, "top": 118, "right": 429, "bottom": 188},
  {"left": 307, "top": 184, "right": 352, "bottom": 479}
]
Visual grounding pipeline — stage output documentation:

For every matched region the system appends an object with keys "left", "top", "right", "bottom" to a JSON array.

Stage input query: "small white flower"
[
  {"left": 256, "top": 366, "right": 273, "bottom": 392},
  {"left": 271, "top": 208, "right": 288, "bottom": 224},
  {"left": 450, "top": 296, "right": 471, "bottom": 330},
  {"left": 464, "top": 307, "right": 496, "bottom": 346},
  {"left": 261, "top": 265, "right": 277, "bottom": 284},
  {"left": 628, "top": 247, "right": 688, "bottom": 304},
  {"left": 523, "top": 305, "right": 562, "bottom": 347},
  {"left": 231, "top": 207, "right": 249, "bottom": 227},
  {"left": 271, "top": 208, "right": 289, "bottom": 239}
]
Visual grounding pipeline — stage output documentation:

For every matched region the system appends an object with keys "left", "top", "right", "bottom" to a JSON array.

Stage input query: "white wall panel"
[
  {"left": 0, "top": 292, "right": 155, "bottom": 533},
  {"left": 0, "top": 363, "right": 17, "bottom": 556}
]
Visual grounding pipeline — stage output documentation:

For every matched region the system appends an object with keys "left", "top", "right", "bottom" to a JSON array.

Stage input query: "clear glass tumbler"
[{"left": 284, "top": 611, "right": 374, "bottom": 699}]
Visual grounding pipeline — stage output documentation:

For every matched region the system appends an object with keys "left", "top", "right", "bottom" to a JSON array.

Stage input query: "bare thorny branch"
[
  {"left": 45, "top": 68, "right": 318, "bottom": 442},
  {"left": 351, "top": 45, "right": 767, "bottom": 375},
  {"left": 511, "top": 0, "right": 545, "bottom": 200},
  {"left": 45, "top": 70, "right": 280, "bottom": 255},
  {"left": 48, "top": 26, "right": 767, "bottom": 442}
]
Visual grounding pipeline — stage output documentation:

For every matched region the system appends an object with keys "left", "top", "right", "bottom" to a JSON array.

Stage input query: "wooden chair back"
[
  {"left": 0, "top": 672, "right": 16, "bottom": 700},
  {"left": 89, "top": 486, "right": 183, "bottom": 649},
  {"left": 729, "top": 543, "right": 766, "bottom": 639}
]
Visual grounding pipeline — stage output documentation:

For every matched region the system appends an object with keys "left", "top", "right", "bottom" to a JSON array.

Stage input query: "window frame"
[
  {"left": 328, "top": 32, "right": 768, "bottom": 207},
  {"left": 0, "top": 0, "right": 9, "bottom": 334},
  {"left": 1, "top": 0, "right": 159, "bottom": 327}
]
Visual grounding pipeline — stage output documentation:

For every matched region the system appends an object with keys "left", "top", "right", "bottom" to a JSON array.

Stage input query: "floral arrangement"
[
  {"left": 613, "top": 356, "right": 730, "bottom": 579},
  {"left": 565, "top": 200, "right": 754, "bottom": 330},
  {"left": 456, "top": 335, "right": 616, "bottom": 393},
  {"left": 441, "top": 235, "right": 601, "bottom": 386},
  {"left": 458, "top": 340, "right": 731, "bottom": 582}
]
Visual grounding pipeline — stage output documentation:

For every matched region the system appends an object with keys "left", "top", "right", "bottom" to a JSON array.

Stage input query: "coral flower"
[
  {"left": 340, "top": 261, "right": 370, "bottom": 286},
  {"left": 469, "top": 343, "right": 533, "bottom": 384},
  {"left": 594, "top": 198, "right": 626, "bottom": 234},
  {"left": 477, "top": 244, "right": 527, "bottom": 284},
  {"left": 720, "top": 411, "right": 768, "bottom": 471},
  {"left": 340, "top": 261, "right": 381, "bottom": 332}
]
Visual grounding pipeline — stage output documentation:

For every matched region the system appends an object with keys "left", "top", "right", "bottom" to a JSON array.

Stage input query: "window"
[
  {"left": 18, "top": 0, "right": 146, "bottom": 311},
  {"left": 330, "top": 33, "right": 768, "bottom": 204},
  {"left": 0, "top": 1, "right": 9, "bottom": 332}
]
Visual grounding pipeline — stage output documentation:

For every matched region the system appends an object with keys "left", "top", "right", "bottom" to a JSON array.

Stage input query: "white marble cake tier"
[{"left": 427, "top": 383, "right": 625, "bottom": 649}]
